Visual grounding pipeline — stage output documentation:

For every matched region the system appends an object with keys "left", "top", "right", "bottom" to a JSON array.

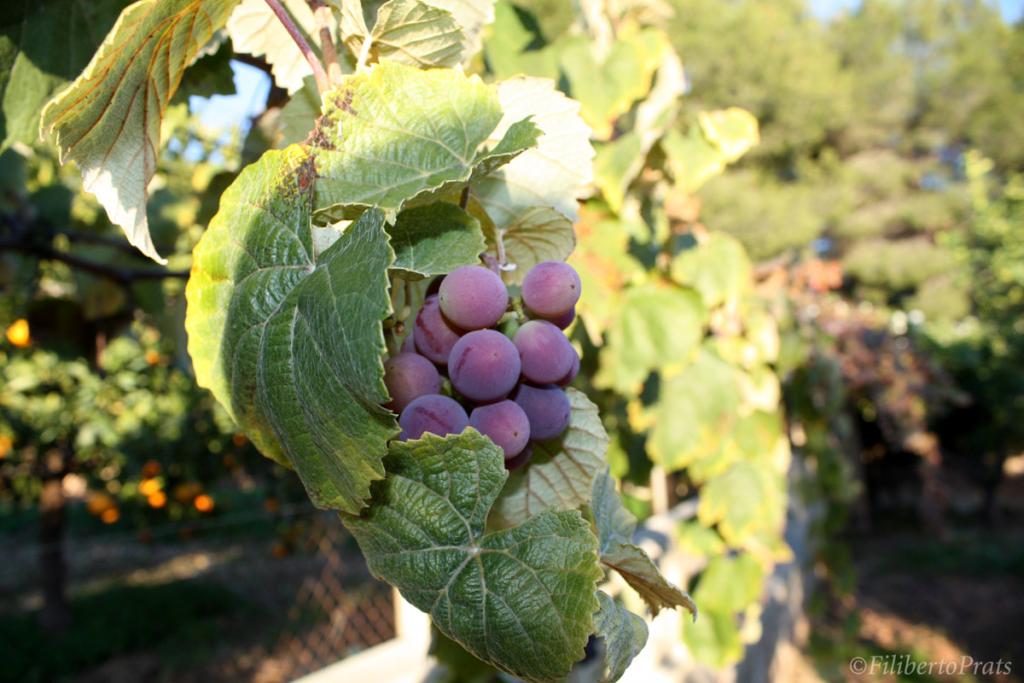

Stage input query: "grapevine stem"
[
  {"left": 264, "top": 0, "right": 330, "bottom": 94},
  {"left": 307, "top": 0, "right": 344, "bottom": 85}
]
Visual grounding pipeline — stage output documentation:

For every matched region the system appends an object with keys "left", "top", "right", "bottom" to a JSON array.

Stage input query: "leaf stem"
[
  {"left": 264, "top": 0, "right": 330, "bottom": 94},
  {"left": 307, "top": 0, "right": 344, "bottom": 85}
]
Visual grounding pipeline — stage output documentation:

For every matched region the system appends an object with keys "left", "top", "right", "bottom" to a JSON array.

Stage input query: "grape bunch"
[{"left": 383, "top": 261, "right": 582, "bottom": 470}]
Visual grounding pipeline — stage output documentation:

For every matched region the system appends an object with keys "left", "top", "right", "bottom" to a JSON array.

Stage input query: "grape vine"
[{"left": 34, "top": 0, "right": 697, "bottom": 681}]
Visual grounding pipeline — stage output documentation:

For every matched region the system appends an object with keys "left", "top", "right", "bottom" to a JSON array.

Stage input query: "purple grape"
[
  {"left": 505, "top": 444, "right": 533, "bottom": 470},
  {"left": 414, "top": 295, "right": 461, "bottom": 364},
  {"left": 514, "top": 320, "right": 576, "bottom": 384},
  {"left": 383, "top": 352, "right": 442, "bottom": 413},
  {"left": 448, "top": 329, "right": 521, "bottom": 402},
  {"left": 514, "top": 384, "right": 571, "bottom": 440},
  {"left": 546, "top": 308, "right": 576, "bottom": 330},
  {"left": 439, "top": 265, "right": 509, "bottom": 330},
  {"left": 556, "top": 352, "right": 580, "bottom": 387},
  {"left": 399, "top": 394, "right": 469, "bottom": 440},
  {"left": 522, "top": 261, "right": 581, "bottom": 320},
  {"left": 470, "top": 400, "right": 530, "bottom": 458}
]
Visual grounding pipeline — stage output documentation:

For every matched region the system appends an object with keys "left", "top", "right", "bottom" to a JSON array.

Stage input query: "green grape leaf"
[
  {"left": 226, "top": 0, "right": 320, "bottom": 94},
  {"left": 0, "top": 0, "right": 125, "bottom": 150},
  {"left": 558, "top": 28, "right": 668, "bottom": 140},
  {"left": 313, "top": 61, "right": 539, "bottom": 220},
  {"left": 345, "top": 430, "right": 602, "bottom": 683},
  {"left": 185, "top": 146, "right": 398, "bottom": 513},
  {"left": 681, "top": 609, "right": 743, "bottom": 668},
  {"left": 482, "top": 206, "right": 575, "bottom": 285},
  {"left": 670, "top": 233, "right": 752, "bottom": 309},
  {"left": 677, "top": 521, "right": 726, "bottom": 557},
  {"left": 692, "top": 555, "right": 765, "bottom": 615},
  {"left": 591, "top": 471, "right": 696, "bottom": 618},
  {"left": 698, "top": 460, "right": 786, "bottom": 547},
  {"left": 661, "top": 127, "right": 726, "bottom": 195},
  {"left": 39, "top": 0, "right": 241, "bottom": 263},
  {"left": 595, "top": 284, "right": 707, "bottom": 396},
  {"left": 484, "top": 0, "right": 560, "bottom": 80},
  {"left": 339, "top": 0, "right": 465, "bottom": 69},
  {"left": 594, "top": 591, "right": 648, "bottom": 683},
  {"left": 389, "top": 202, "right": 485, "bottom": 277},
  {"left": 489, "top": 388, "right": 609, "bottom": 528},
  {"left": 593, "top": 50, "right": 684, "bottom": 213},
  {"left": 475, "top": 76, "right": 594, "bottom": 227},
  {"left": 648, "top": 348, "right": 742, "bottom": 473}
]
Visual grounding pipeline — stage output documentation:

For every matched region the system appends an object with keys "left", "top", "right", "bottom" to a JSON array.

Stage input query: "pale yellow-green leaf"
[
  {"left": 40, "top": 0, "right": 241, "bottom": 263},
  {"left": 474, "top": 76, "right": 594, "bottom": 227},
  {"left": 698, "top": 460, "right": 786, "bottom": 547},
  {"left": 482, "top": 206, "right": 575, "bottom": 284},
  {"left": 227, "top": 0, "right": 319, "bottom": 94},
  {"left": 425, "top": 0, "right": 495, "bottom": 63},
  {"left": 490, "top": 388, "right": 609, "bottom": 528},
  {"left": 340, "top": 0, "right": 465, "bottom": 68},
  {"left": 698, "top": 107, "right": 759, "bottom": 163}
]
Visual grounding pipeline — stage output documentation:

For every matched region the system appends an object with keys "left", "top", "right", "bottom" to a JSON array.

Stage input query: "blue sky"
[{"left": 191, "top": 0, "right": 1024, "bottom": 138}]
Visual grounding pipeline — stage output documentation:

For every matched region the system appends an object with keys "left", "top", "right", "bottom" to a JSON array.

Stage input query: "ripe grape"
[
  {"left": 514, "top": 384, "right": 571, "bottom": 440},
  {"left": 504, "top": 444, "right": 533, "bottom": 470},
  {"left": 469, "top": 400, "right": 530, "bottom": 458},
  {"left": 383, "top": 352, "right": 442, "bottom": 413},
  {"left": 399, "top": 394, "right": 469, "bottom": 440},
  {"left": 414, "top": 295, "right": 461, "bottom": 364},
  {"left": 448, "top": 329, "right": 521, "bottom": 402},
  {"left": 547, "top": 308, "right": 575, "bottom": 330},
  {"left": 521, "top": 261, "right": 581, "bottom": 320},
  {"left": 556, "top": 352, "right": 580, "bottom": 387},
  {"left": 439, "top": 265, "right": 509, "bottom": 330},
  {"left": 514, "top": 320, "right": 576, "bottom": 384}
]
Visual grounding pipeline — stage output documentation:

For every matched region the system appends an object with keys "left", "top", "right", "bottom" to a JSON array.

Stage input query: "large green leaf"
[
  {"left": 595, "top": 284, "right": 707, "bottom": 396},
  {"left": 697, "top": 460, "right": 786, "bottom": 547},
  {"left": 226, "top": 0, "right": 320, "bottom": 94},
  {"left": 691, "top": 555, "right": 765, "bottom": 615},
  {"left": 662, "top": 108, "right": 759, "bottom": 195},
  {"left": 647, "top": 348, "right": 742, "bottom": 473},
  {"left": 681, "top": 609, "right": 743, "bottom": 669},
  {"left": 594, "top": 591, "right": 648, "bottom": 683},
  {"left": 389, "top": 202, "right": 485, "bottom": 277},
  {"left": 558, "top": 28, "right": 668, "bottom": 140},
  {"left": 474, "top": 76, "right": 594, "bottom": 227},
  {"left": 489, "top": 388, "right": 608, "bottom": 528},
  {"left": 339, "top": 0, "right": 465, "bottom": 69},
  {"left": 39, "top": 0, "right": 241, "bottom": 263},
  {"left": 591, "top": 471, "right": 696, "bottom": 618},
  {"left": 345, "top": 430, "right": 602, "bottom": 683},
  {"left": 185, "top": 146, "right": 398, "bottom": 514},
  {"left": 313, "top": 61, "right": 538, "bottom": 219},
  {"left": 0, "top": 0, "right": 125, "bottom": 150},
  {"left": 483, "top": 0, "right": 560, "bottom": 80},
  {"left": 670, "top": 233, "right": 753, "bottom": 310}
]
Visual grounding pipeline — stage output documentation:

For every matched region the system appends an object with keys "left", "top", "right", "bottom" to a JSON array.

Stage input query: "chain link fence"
[{"left": 0, "top": 505, "right": 395, "bottom": 682}]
